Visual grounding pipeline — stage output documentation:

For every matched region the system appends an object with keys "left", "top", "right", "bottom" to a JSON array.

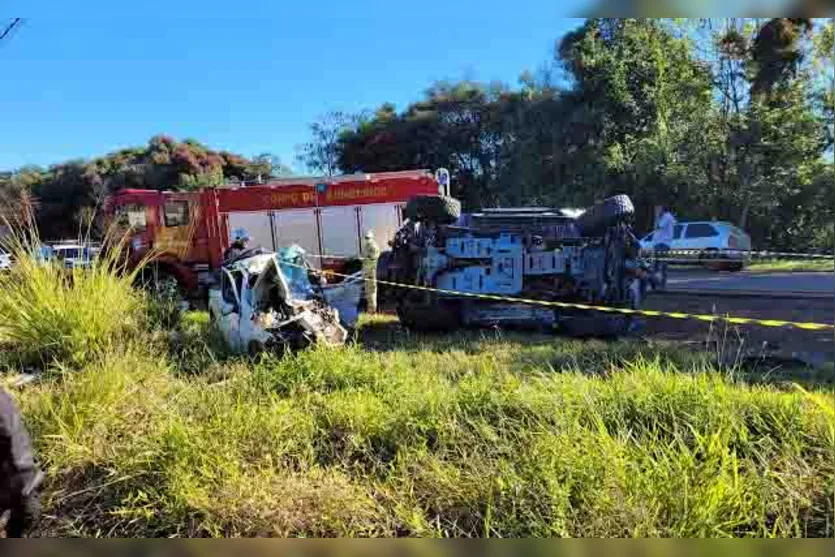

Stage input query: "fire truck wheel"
[
  {"left": 575, "top": 195, "right": 635, "bottom": 237},
  {"left": 137, "top": 267, "right": 188, "bottom": 308},
  {"left": 403, "top": 195, "right": 461, "bottom": 225}
]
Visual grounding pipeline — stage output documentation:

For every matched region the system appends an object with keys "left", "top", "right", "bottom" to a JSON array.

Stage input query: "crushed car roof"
[{"left": 225, "top": 252, "right": 276, "bottom": 274}]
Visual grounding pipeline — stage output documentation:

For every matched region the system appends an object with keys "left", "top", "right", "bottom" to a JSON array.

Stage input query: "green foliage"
[
  {"left": 7, "top": 315, "right": 833, "bottom": 537},
  {"left": 296, "top": 111, "right": 359, "bottom": 176},
  {"left": 0, "top": 137, "right": 293, "bottom": 239},
  {"left": 0, "top": 233, "right": 144, "bottom": 370},
  {"left": 749, "top": 19, "right": 813, "bottom": 98},
  {"left": 335, "top": 18, "right": 832, "bottom": 249},
  {"left": 746, "top": 259, "right": 834, "bottom": 273},
  {"left": 0, "top": 245, "right": 831, "bottom": 536}
]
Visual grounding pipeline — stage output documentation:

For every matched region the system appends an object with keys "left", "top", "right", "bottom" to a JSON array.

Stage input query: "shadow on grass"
[
  {"left": 165, "top": 310, "right": 247, "bottom": 376},
  {"left": 356, "top": 313, "right": 835, "bottom": 389},
  {"left": 735, "top": 358, "right": 835, "bottom": 390},
  {"left": 356, "top": 313, "right": 563, "bottom": 354}
]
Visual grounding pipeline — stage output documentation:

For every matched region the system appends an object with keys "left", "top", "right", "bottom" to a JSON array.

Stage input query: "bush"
[{"left": 0, "top": 235, "right": 144, "bottom": 370}]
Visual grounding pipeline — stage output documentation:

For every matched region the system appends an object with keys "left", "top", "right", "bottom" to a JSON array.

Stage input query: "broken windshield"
[{"left": 276, "top": 246, "right": 314, "bottom": 300}]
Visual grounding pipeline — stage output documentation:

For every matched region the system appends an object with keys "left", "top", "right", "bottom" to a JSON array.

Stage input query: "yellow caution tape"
[{"left": 290, "top": 261, "right": 835, "bottom": 332}]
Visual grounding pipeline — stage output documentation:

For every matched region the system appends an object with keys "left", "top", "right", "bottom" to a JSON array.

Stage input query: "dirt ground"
[{"left": 642, "top": 292, "right": 834, "bottom": 366}]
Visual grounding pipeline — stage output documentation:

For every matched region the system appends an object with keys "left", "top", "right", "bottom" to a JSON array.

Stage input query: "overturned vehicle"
[
  {"left": 381, "top": 194, "right": 653, "bottom": 337},
  {"left": 209, "top": 247, "right": 364, "bottom": 355}
]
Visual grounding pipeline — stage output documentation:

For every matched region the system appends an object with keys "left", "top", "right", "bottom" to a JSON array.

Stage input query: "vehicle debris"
[
  {"left": 208, "top": 246, "right": 363, "bottom": 355},
  {"left": 382, "top": 194, "right": 656, "bottom": 337}
]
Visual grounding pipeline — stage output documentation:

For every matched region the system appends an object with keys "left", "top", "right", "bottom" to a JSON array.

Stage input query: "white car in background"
[
  {"left": 639, "top": 221, "right": 752, "bottom": 270},
  {"left": 0, "top": 249, "right": 11, "bottom": 271},
  {"left": 52, "top": 243, "right": 95, "bottom": 269}
]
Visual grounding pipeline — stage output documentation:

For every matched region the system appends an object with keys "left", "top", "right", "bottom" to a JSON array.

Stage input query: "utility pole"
[{"left": 0, "top": 18, "right": 22, "bottom": 45}]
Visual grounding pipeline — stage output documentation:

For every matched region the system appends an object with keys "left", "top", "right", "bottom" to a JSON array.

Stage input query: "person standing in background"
[
  {"left": 652, "top": 204, "right": 676, "bottom": 288},
  {"left": 362, "top": 231, "right": 380, "bottom": 314}
]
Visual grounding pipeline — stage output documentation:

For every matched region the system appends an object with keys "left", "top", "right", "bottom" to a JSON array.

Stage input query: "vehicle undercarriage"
[{"left": 382, "top": 195, "right": 653, "bottom": 337}]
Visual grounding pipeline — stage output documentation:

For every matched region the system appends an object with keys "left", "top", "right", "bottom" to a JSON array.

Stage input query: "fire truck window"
[
  {"left": 163, "top": 201, "right": 190, "bottom": 227},
  {"left": 118, "top": 204, "right": 147, "bottom": 229}
]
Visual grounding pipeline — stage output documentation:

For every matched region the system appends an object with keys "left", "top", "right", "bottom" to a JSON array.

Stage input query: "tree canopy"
[
  {"left": 335, "top": 18, "right": 833, "bottom": 249},
  {"left": 0, "top": 136, "right": 292, "bottom": 238}
]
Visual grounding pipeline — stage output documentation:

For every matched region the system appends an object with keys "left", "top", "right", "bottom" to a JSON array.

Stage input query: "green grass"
[
  {"left": 0, "top": 235, "right": 144, "bottom": 370},
  {"left": 747, "top": 259, "right": 834, "bottom": 273},
  {"left": 1, "top": 242, "right": 833, "bottom": 537},
  {"left": 3, "top": 312, "right": 831, "bottom": 537}
]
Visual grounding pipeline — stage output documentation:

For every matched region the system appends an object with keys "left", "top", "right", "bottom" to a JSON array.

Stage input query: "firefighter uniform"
[{"left": 362, "top": 231, "right": 380, "bottom": 314}]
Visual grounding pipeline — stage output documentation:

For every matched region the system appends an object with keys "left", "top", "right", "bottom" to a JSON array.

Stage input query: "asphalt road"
[{"left": 666, "top": 270, "right": 834, "bottom": 297}]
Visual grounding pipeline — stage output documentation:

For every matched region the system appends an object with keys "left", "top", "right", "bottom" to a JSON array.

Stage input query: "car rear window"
[{"left": 684, "top": 223, "right": 719, "bottom": 239}]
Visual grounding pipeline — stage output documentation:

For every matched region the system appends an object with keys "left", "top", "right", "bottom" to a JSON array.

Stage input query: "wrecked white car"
[{"left": 208, "top": 247, "right": 364, "bottom": 355}]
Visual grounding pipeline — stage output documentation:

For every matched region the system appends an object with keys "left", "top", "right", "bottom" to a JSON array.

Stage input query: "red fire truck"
[{"left": 106, "top": 169, "right": 447, "bottom": 296}]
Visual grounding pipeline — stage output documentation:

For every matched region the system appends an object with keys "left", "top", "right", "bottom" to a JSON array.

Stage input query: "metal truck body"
[
  {"left": 104, "top": 170, "right": 444, "bottom": 297},
  {"left": 385, "top": 195, "right": 651, "bottom": 336}
]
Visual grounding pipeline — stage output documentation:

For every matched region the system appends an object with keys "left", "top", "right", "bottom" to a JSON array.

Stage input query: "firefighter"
[
  {"left": 1, "top": 387, "right": 42, "bottom": 538},
  {"left": 362, "top": 230, "right": 380, "bottom": 314},
  {"left": 223, "top": 229, "right": 251, "bottom": 263}
]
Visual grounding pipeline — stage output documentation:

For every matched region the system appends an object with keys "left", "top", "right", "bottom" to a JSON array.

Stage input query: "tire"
[
  {"left": 136, "top": 267, "right": 189, "bottom": 308},
  {"left": 575, "top": 195, "right": 635, "bottom": 237},
  {"left": 726, "top": 261, "right": 744, "bottom": 272},
  {"left": 403, "top": 195, "right": 461, "bottom": 225},
  {"left": 699, "top": 249, "right": 724, "bottom": 272}
]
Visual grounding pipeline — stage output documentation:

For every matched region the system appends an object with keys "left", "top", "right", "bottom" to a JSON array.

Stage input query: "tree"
[
  {"left": 557, "top": 18, "right": 716, "bottom": 227},
  {"left": 812, "top": 18, "right": 834, "bottom": 151},
  {"left": 0, "top": 137, "right": 290, "bottom": 239},
  {"left": 692, "top": 18, "right": 827, "bottom": 241},
  {"left": 296, "top": 111, "right": 359, "bottom": 176},
  {"left": 339, "top": 82, "right": 509, "bottom": 208},
  {"left": 250, "top": 153, "right": 293, "bottom": 180}
]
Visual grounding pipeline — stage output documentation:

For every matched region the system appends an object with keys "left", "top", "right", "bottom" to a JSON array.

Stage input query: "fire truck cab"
[{"left": 107, "top": 170, "right": 446, "bottom": 297}]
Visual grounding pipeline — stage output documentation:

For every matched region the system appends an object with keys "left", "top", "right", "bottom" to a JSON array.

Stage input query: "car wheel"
[{"left": 699, "top": 249, "right": 724, "bottom": 271}]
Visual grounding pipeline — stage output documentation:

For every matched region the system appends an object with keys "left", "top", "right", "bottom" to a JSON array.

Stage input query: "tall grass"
[
  {"left": 1, "top": 223, "right": 831, "bottom": 537},
  {"left": 11, "top": 318, "right": 834, "bottom": 537},
  {"left": 0, "top": 224, "right": 144, "bottom": 369}
]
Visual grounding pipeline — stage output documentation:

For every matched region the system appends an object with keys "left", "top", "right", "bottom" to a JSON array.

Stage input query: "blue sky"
[{"left": 0, "top": 2, "right": 589, "bottom": 172}]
